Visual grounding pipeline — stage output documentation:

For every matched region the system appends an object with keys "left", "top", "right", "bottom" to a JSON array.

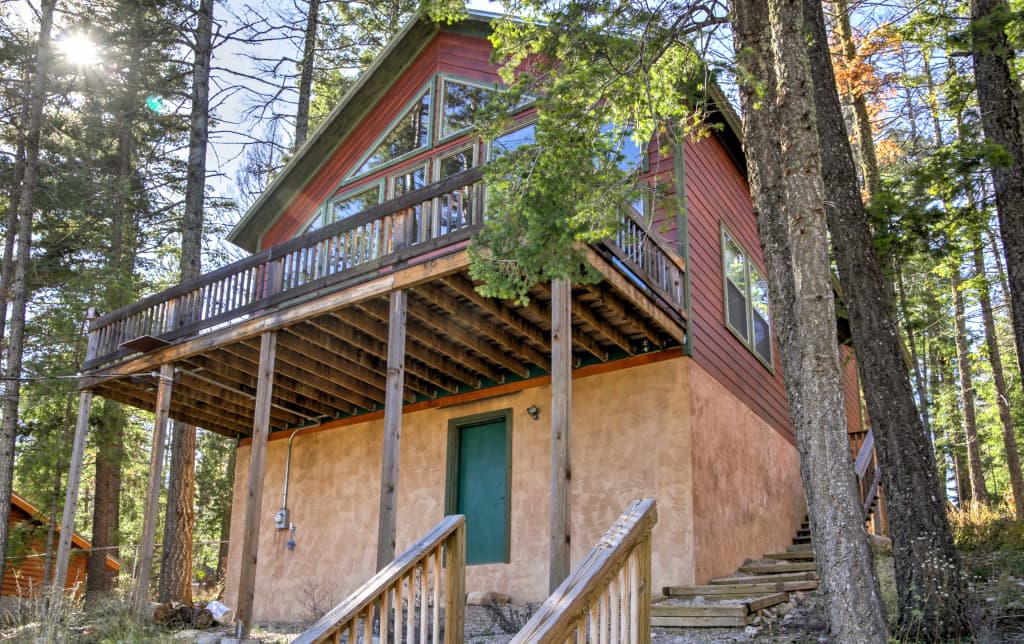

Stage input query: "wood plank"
[
  {"left": 737, "top": 562, "right": 817, "bottom": 575},
  {"left": 747, "top": 592, "right": 789, "bottom": 612},
  {"left": 236, "top": 331, "right": 277, "bottom": 639},
  {"left": 663, "top": 580, "right": 818, "bottom": 597},
  {"left": 581, "top": 283, "right": 664, "bottom": 347},
  {"left": 763, "top": 550, "right": 815, "bottom": 560},
  {"left": 133, "top": 362, "right": 174, "bottom": 613},
  {"left": 538, "top": 282, "right": 634, "bottom": 355},
  {"left": 549, "top": 277, "right": 572, "bottom": 592},
  {"left": 377, "top": 290, "right": 407, "bottom": 571},
  {"left": 710, "top": 572, "right": 818, "bottom": 585},
  {"left": 650, "top": 615, "right": 747, "bottom": 628},
  {"left": 52, "top": 391, "right": 93, "bottom": 592},
  {"left": 651, "top": 604, "right": 747, "bottom": 618}
]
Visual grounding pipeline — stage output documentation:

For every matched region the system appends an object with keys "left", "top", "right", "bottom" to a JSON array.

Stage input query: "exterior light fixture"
[{"left": 527, "top": 405, "right": 540, "bottom": 420}]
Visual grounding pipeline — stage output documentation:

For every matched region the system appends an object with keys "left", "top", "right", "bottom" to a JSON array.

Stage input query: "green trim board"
[{"left": 445, "top": 409, "right": 513, "bottom": 565}]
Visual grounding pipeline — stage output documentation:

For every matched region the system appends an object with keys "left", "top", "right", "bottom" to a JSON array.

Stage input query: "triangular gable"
[{"left": 228, "top": 10, "right": 502, "bottom": 253}]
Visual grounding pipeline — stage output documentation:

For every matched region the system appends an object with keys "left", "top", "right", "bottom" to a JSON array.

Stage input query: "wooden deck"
[{"left": 79, "top": 168, "right": 688, "bottom": 438}]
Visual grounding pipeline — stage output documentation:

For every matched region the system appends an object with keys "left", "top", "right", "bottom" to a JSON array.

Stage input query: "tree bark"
[
  {"left": 294, "top": 0, "right": 321, "bottom": 148},
  {"left": 159, "top": 0, "right": 214, "bottom": 605},
  {"left": 970, "top": 0, "right": 1024, "bottom": 395},
  {"left": 216, "top": 447, "right": 237, "bottom": 585},
  {"left": 87, "top": 400, "right": 124, "bottom": 595},
  {"left": 973, "top": 236, "right": 1024, "bottom": 518},
  {"left": 804, "top": 0, "right": 973, "bottom": 637},
  {"left": 952, "top": 270, "right": 990, "bottom": 506},
  {"left": 0, "top": 0, "right": 56, "bottom": 587},
  {"left": 730, "top": 0, "right": 888, "bottom": 640}
]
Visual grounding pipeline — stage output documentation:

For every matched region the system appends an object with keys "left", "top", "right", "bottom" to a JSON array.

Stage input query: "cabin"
[
  {"left": 63, "top": 10, "right": 875, "bottom": 630},
  {"left": 3, "top": 492, "right": 120, "bottom": 601}
]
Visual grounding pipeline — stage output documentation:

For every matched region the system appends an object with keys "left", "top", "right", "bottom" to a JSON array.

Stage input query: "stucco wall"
[
  {"left": 689, "top": 360, "right": 806, "bottom": 583},
  {"left": 224, "top": 356, "right": 694, "bottom": 622}
]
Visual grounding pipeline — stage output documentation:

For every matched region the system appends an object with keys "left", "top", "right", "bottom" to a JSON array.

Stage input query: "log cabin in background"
[
  {"left": 62, "top": 10, "right": 881, "bottom": 627},
  {"left": 3, "top": 492, "right": 120, "bottom": 602}
]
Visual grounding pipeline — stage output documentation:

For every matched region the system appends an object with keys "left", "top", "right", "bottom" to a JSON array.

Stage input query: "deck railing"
[
  {"left": 292, "top": 514, "right": 466, "bottom": 644},
  {"left": 83, "top": 166, "right": 686, "bottom": 370},
  {"left": 510, "top": 498, "right": 657, "bottom": 644},
  {"left": 604, "top": 210, "right": 686, "bottom": 317},
  {"left": 852, "top": 428, "right": 881, "bottom": 520}
]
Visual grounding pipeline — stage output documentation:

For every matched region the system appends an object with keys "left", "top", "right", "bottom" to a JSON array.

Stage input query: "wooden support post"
[
  {"left": 376, "top": 289, "right": 407, "bottom": 571},
  {"left": 549, "top": 277, "right": 572, "bottom": 592},
  {"left": 237, "top": 331, "right": 277, "bottom": 638},
  {"left": 443, "top": 518, "right": 466, "bottom": 644},
  {"left": 133, "top": 362, "right": 175, "bottom": 613},
  {"left": 52, "top": 390, "right": 93, "bottom": 592}
]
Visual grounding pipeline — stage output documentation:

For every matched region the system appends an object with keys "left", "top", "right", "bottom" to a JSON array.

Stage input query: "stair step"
[
  {"left": 650, "top": 592, "right": 792, "bottom": 628},
  {"left": 710, "top": 571, "right": 818, "bottom": 585},
  {"left": 738, "top": 562, "right": 817, "bottom": 575},
  {"left": 787, "top": 543, "right": 814, "bottom": 553},
  {"left": 747, "top": 592, "right": 790, "bottom": 612},
  {"left": 664, "top": 581, "right": 818, "bottom": 598},
  {"left": 651, "top": 614, "right": 748, "bottom": 627},
  {"left": 763, "top": 550, "right": 815, "bottom": 560},
  {"left": 792, "top": 536, "right": 812, "bottom": 544},
  {"left": 796, "top": 528, "right": 810, "bottom": 536}
]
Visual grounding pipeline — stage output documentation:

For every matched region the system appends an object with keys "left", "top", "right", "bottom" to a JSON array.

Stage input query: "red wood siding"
[
  {"left": 841, "top": 345, "right": 864, "bottom": 434},
  {"left": 3, "top": 506, "right": 87, "bottom": 597},
  {"left": 261, "top": 32, "right": 499, "bottom": 249},
  {"left": 683, "top": 135, "right": 793, "bottom": 441}
]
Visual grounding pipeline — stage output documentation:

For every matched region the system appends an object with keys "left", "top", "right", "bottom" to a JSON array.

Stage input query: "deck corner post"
[
  {"left": 443, "top": 518, "right": 466, "bottom": 644},
  {"left": 550, "top": 276, "right": 573, "bottom": 592},
  {"left": 133, "top": 361, "right": 175, "bottom": 614},
  {"left": 237, "top": 330, "right": 277, "bottom": 638},
  {"left": 376, "top": 289, "right": 407, "bottom": 571},
  {"left": 51, "top": 389, "right": 94, "bottom": 594}
]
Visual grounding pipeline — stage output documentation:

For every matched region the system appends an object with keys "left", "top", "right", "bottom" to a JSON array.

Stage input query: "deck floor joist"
[{"left": 85, "top": 249, "right": 685, "bottom": 438}]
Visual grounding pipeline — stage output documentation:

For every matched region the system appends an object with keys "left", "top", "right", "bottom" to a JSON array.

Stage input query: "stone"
[
  {"left": 744, "top": 625, "right": 759, "bottom": 638},
  {"left": 868, "top": 534, "right": 892, "bottom": 554},
  {"left": 466, "top": 591, "right": 512, "bottom": 605}
]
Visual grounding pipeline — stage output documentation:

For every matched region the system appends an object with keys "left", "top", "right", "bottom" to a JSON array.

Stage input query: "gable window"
[
  {"left": 722, "top": 226, "right": 772, "bottom": 367},
  {"left": 352, "top": 89, "right": 432, "bottom": 178},
  {"left": 304, "top": 183, "right": 383, "bottom": 233},
  {"left": 488, "top": 121, "right": 536, "bottom": 160},
  {"left": 440, "top": 78, "right": 495, "bottom": 139}
]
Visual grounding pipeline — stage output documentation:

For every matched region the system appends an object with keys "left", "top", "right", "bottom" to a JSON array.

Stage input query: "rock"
[
  {"left": 775, "top": 601, "right": 792, "bottom": 615},
  {"left": 466, "top": 591, "right": 511, "bottom": 605},
  {"left": 868, "top": 534, "right": 892, "bottom": 554},
  {"left": 744, "top": 625, "right": 759, "bottom": 638},
  {"left": 1007, "top": 600, "right": 1024, "bottom": 611}
]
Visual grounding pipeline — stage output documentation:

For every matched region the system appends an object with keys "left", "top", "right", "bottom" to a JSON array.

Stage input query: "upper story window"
[
  {"left": 488, "top": 121, "right": 536, "bottom": 160},
  {"left": 440, "top": 78, "right": 496, "bottom": 140},
  {"left": 351, "top": 89, "right": 432, "bottom": 178},
  {"left": 722, "top": 226, "right": 772, "bottom": 367},
  {"left": 305, "top": 183, "right": 384, "bottom": 233}
]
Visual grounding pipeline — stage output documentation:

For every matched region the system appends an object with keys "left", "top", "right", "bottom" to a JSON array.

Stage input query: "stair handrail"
[
  {"left": 511, "top": 498, "right": 657, "bottom": 644},
  {"left": 852, "top": 428, "right": 881, "bottom": 520},
  {"left": 292, "top": 514, "right": 465, "bottom": 644}
]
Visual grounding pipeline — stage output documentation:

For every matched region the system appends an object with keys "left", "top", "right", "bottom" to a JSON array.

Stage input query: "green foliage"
[
  {"left": 464, "top": 1, "right": 718, "bottom": 301},
  {"left": 950, "top": 502, "right": 1024, "bottom": 553}
]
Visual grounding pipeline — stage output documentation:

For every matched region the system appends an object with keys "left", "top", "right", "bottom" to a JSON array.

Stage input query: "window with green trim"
[
  {"left": 440, "top": 78, "right": 495, "bottom": 139},
  {"left": 354, "top": 90, "right": 432, "bottom": 177},
  {"left": 722, "top": 227, "right": 772, "bottom": 366},
  {"left": 489, "top": 121, "right": 536, "bottom": 160}
]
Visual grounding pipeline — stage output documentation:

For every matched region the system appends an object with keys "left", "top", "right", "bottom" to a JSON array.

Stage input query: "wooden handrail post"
[
  {"left": 133, "top": 361, "right": 175, "bottom": 613},
  {"left": 52, "top": 390, "right": 93, "bottom": 594},
  {"left": 550, "top": 277, "right": 572, "bottom": 591},
  {"left": 444, "top": 519, "right": 466, "bottom": 644},
  {"left": 377, "top": 289, "right": 408, "bottom": 570},
  {"left": 237, "top": 331, "right": 277, "bottom": 638},
  {"left": 638, "top": 531, "right": 652, "bottom": 644}
]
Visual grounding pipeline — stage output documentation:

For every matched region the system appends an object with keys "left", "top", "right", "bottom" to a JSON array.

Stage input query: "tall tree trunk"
[
  {"left": 927, "top": 343, "right": 950, "bottom": 490},
  {"left": 896, "top": 261, "right": 932, "bottom": 438},
  {"left": 159, "top": 0, "right": 214, "bottom": 605},
  {"left": 0, "top": 0, "right": 56, "bottom": 587},
  {"left": 973, "top": 237, "right": 1024, "bottom": 518},
  {"left": 294, "top": 0, "right": 320, "bottom": 148},
  {"left": 970, "top": 0, "right": 1024, "bottom": 394},
  {"left": 952, "top": 270, "right": 990, "bottom": 506},
  {"left": 0, "top": 91, "right": 28, "bottom": 348},
  {"left": 730, "top": 0, "right": 887, "bottom": 640},
  {"left": 87, "top": 401, "right": 124, "bottom": 595},
  {"left": 803, "top": 0, "right": 972, "bottom": 638}
]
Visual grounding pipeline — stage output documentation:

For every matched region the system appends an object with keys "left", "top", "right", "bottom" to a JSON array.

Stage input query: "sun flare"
[{"left": 57, "top": 33, "right": 101, "bottom": 67}]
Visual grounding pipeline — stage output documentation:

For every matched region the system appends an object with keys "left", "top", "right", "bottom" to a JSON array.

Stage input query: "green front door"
[{"left": 451, "top": 416, "right": 510, "bottom": 564}]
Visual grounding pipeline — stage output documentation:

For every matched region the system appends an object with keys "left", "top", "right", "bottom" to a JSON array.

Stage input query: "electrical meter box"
[{"left": 273, "top": 508, "right": 289, "bottom": 529}]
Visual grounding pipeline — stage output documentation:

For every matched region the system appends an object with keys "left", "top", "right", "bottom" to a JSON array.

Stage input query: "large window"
[
  {"left": 722, "top": 227, "right": 772, "bottom": 367},
  {"left": 439, "top": 78, "right": 495, "bottom": 139},
  {"left": 351, "top": 89, "right": 432, "bottom": 178},
  {"left": 305, "top": 183, "right": 383, "bottom": 233}
]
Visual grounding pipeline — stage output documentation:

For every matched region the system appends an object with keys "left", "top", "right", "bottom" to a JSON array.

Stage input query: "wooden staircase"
[{"left": 652, "top": 519, "right": 817, "bottom": 628}]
